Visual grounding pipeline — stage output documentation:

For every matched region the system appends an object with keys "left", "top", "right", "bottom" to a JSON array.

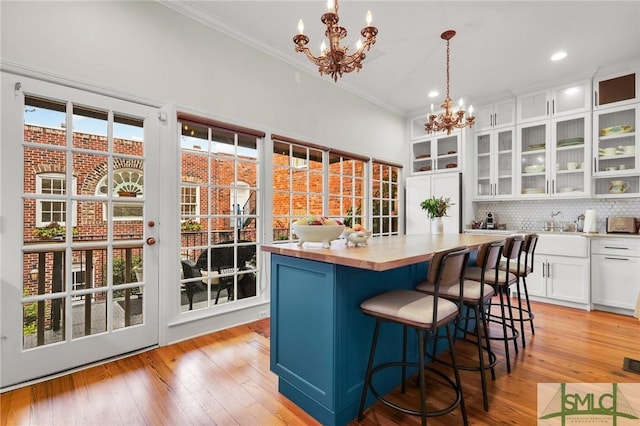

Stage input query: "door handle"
[
  {"left": 148, "top": 220, "right": 155, "bottom": 227},
  {"left": 146, "top": 237, "right": 156, "bottom": 245}
]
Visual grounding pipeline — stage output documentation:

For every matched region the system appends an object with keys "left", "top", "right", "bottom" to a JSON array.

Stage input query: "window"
[
  {"left": 178, "top": 114, "right": 262, "bottom": 313},
  {"left": 371, "top": 161, "right": 401, "bottom": 236},
  {"left": 35, "top": 173, "right": 77, "bottom": 227},
  {"left": 96, "top": 169, "right": 144, "bottom": 221},
  {"left": 328, "top": 152, "right": 367, "bottom": 228},
  {"left": 181, "top": 185, "right": 199, "bottom": 217},
  {"left": 272, "top": 139, "right": 325, "bottom": 241}
]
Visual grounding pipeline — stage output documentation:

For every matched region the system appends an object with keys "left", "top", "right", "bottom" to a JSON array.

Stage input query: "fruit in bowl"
[
  {"left": 341, "top": 223, "right": 372, "bottom": 246},
  {"left": 293, "top": 216, "right": 345, "bottom": 248}
]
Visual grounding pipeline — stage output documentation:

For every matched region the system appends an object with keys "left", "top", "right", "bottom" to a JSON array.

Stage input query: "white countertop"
[{"left": 464, "top": 229, "right": 640, "bottom": 239}]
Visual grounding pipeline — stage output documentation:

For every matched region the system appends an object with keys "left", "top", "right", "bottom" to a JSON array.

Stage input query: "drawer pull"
[
  {"left": 603, "top": 246, "right": 629, "bottom": 250},
  {"left": 604, "top": 257, "right": 629, "bottom": 261}
]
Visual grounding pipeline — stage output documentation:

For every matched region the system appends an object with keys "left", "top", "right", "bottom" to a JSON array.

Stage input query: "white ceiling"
[{"left": 161, "top": 1, "right": 640, "bottom": 117}]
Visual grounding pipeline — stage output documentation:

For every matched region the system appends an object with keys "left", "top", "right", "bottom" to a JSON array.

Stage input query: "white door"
[{"left": 1, "top": 75, "right": 160, "bottom": 388}]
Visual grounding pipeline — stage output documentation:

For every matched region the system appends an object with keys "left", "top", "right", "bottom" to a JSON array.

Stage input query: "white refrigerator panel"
[{"left": 406, "top": 173, "right": 461, "bottom": 235}]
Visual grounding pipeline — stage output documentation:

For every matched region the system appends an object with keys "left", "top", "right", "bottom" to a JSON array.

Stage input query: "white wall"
[{"left": 0, "top": 1, "right": 406, "bottom": 160}]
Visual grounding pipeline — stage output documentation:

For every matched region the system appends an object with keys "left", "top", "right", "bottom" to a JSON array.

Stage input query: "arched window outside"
[{"left": 95, "top": 168, "right": 144, "bottom": 221}]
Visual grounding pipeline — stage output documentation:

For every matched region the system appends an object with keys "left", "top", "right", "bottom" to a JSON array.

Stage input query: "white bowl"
[
  {"left": 524, "top": 164, "right": 545, "bottom": 173},
  {"left": 293, "top": 224, "right": 345, "bottom": 248},
  {"left": 346, "top": 230, "right": 373, "bottom": 246}
]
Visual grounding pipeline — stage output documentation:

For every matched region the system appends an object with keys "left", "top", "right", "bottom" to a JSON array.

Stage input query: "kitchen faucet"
[{"left": 550, "top": 211, "right": 563, "bottom": 231}]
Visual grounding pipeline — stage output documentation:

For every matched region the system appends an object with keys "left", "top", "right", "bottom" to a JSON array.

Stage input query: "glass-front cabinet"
[
  {"left": 411, "top": 131, "right": 461, "bottom": 174},
  {"left": 592, "top": 103, "right": 639, "bottom": 197},
  {"left": 474, "top": 127, "right": 515, "bottom": 199},
  {"left": 518, "top": 113, "right": 590, "bottom": 197}
]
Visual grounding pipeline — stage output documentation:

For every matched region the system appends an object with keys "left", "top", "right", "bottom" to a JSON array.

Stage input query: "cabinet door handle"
[
  {"left": 604, "top": 257, "right": 629, "bottom": 261},
  {"left": 546, "top": 101, "right": 549, "bottom": 116},
  {"left": 593, "top": 157, "right": 597, "bottom": 173},
  {"left": 604, "top": 246, "right": 629, "bottom": 250},
  {"left": 552, "top": 180, "right": 555, "bottom": 194},
  {"left": 594, "top": 90, "right": 598, "bottom": 107},
  {"left": 494, "top": 113, "right": 497, "bottom": 126},
  {"left": 542, "top": 263, "right": 545, "bottom": 278},
  {"left": 547, "top": 262, "right": 551, "bottom": 278},
  {"left": 546, "top": 180, "right": 549, "bottom": 194},
  {"left": 552, "top": 99, "right": 555, "bottom": 115}
]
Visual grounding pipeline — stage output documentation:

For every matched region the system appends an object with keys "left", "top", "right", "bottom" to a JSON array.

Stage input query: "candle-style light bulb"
[
  {"left": 320, "top": 40, "right": 327, "bottom": 54},
  {"left": 327, "top": 0, "right": 334, "bottom": 12},
  {"left": 366, "top": 10, "right": 372, "bottom": 26},
  {"left": 459, "top": 98, "right": 464, "bottom": 108},
  {"left": 298, "top": 19, "right": 304, "bottom": 34},
  {"left": 356, "top": 39, "right": 363, "bottom": 50},
  {"left": 468, "top": 105, "right": 474, "bottom": 117},
  {"left": 430, "top": 103, "right": 435, "bottom": 114}
]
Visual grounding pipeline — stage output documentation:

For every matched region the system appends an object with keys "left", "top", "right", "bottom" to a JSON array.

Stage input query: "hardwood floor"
[{"left": 2, "top": 301, "right": 639, "bottom": 425}]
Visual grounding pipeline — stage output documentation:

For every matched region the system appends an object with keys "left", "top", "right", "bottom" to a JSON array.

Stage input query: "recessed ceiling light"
[
  {"left": 428, "top": 91, "right": 439, "bottom": 98},
  {"left": 551, "top": 51, "right": 567, "bottom": 61}
]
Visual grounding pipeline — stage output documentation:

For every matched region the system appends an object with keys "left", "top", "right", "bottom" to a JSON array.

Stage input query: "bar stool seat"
[{"left": 358, "top": 247, "right": 470, "bottom": 426}]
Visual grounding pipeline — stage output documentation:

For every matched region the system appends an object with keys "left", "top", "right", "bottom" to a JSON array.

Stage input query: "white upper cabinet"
[
  {"left": 594, "top": 70, "right": 638, "bottom": 110},
  {"left": 474, "top": 99, "right": 516, "bottom": 132},
  {"left": 410, "top": 131, "right": 462, "bottom": 175},
  {"left": 517, "top": 79, "right": 591, "bottom": 123},
  {"left": 517, "top": 112, "right": 591, "bottom": 198},
  {"left": 474, "top": 127, "right": 515, "bottom": 199},
  {"left": 592, "top": 103, "right": 640, "bottom": 197}
]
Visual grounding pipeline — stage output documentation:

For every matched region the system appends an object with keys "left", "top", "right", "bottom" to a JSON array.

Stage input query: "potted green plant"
[
  {"left": 33, "top": 222, "right": 78, "bottom": 240},
  {"left": 420, "top": 196, "right": 453, "bottom": 234},
  {"left": 180, "top": 218, "right": 202, "bottom": 233}
]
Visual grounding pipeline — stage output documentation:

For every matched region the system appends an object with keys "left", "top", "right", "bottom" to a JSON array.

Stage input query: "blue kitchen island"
[{"left": 262, "top": 234, "right": 498, "bottom": 426}]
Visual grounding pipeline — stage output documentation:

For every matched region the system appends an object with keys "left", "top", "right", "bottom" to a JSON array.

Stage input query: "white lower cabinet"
[
  {"left": 525, "top": 234, "right": 590, "bottom": 309},
  {"left": 591, "top": 237, "right": 640, "bottom": 313},
  {"left": 528, "top": 256, "right": 590, "bottom": 305}
]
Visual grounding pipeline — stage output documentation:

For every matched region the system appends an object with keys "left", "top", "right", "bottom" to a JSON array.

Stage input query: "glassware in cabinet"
[
  {"left": 594, "top": 104, "right": 638, "bottom": 175},
  {"left": 553, "top": 115, "right": 589, "bottom": 195},
  {"left": 519, "top": 122, "right": 548, "bottom": 196},
  {"left": 474, "top": 128, "right": 514, "bottom": 199}
]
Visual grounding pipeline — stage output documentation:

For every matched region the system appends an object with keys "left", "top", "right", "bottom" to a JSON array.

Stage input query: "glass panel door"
[
  {"left": 1, "top": 76, "right": 160, "bottom": 388},
  {"left": 519, "top": 123, "right": 548, "bottom": 196},
  {"left": 475, "top": 132, "right": 492, "bottom": 197},
  {"left": 496, "top": 128, "right": 514, "bottom": 196},
  {"left": 553, "top": 115, "right": 587, "bottom": 195}
]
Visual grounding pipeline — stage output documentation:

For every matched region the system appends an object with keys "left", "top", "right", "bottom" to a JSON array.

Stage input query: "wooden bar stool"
[
  {"left": 499, "top": 233, "right": 538, "bottom": 347},
  {"left": 465, "top": 235, "right": 524, "bottom": 373},
  {"left": 416, "top": 240, "right": 504, "bottom": 412},
  {"left": 357, "top": 247, "right": 470, "bottom": 426}
]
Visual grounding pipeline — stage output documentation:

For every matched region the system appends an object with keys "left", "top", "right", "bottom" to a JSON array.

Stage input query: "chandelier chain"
[{"left": 425, "top": 30, "right": 475, "bottom": 135}]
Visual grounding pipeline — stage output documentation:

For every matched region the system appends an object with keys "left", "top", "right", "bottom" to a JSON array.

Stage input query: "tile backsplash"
[{"left": 473, "top": 198, "right": 640, "bottom": 233}]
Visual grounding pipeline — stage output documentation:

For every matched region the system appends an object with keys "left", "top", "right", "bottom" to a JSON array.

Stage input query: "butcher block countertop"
[{"left": 261, "top": 233, "right": 501, "bottom": 272}]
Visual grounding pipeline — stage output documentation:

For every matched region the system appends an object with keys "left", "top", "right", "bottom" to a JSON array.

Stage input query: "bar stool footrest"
[{"left": 367, "top": 361, "right": 463, "bottom": 418}]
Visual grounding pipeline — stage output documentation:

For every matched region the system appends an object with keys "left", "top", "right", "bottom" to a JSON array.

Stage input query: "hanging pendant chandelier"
[
  {"left": 425, "top": 30, "right": 475, "bottom": 135},
  {"left": 293, "top": 0, "right": 378, "bottom": 82}
]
